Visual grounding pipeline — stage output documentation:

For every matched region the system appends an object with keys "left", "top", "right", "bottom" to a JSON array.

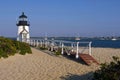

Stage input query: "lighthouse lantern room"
[{"left": 16, "top": 12, "right": 30, "bottom": 43}]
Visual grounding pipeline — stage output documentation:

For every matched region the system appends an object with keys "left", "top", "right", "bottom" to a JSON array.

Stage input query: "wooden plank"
[{"left": 79, "top": 54, "right": 99, "bottom": 65}]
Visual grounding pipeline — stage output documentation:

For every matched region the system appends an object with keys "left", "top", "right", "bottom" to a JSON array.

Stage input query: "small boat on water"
[
  {"left": 111, "top": 38, "right": 117, "bottom": 41},
  {"left": 75, "top": 37, "right": 80, "bottom": 40}
]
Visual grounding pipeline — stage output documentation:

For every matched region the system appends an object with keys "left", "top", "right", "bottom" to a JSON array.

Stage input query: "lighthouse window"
[{"left": 19, "top": 18, "right": 27, "bottom": 21}]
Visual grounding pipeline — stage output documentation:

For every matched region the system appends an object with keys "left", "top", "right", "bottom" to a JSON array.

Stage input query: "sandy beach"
[
  {"left": 92, "top": 48, "right": 120, "bottom": 64},
  {"left": 0, "top": 47, "right": 120, "bottom": 80}
]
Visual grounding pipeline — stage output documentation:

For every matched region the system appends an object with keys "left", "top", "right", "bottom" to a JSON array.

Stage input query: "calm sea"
[
  {"left": 10, "top": 37, "right": 120, "bottom": 48},
  {"left": 54, "top": 38, "right": 120, "bottom": 48},
  {"left": 72, "top": 39, "right": 120, "bottom": 48}
]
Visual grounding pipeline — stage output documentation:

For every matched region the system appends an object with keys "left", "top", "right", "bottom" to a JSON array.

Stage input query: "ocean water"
[
  {"left": 75, "top": 40, "right": 120, "bottom": 48},
  {"left": 54, "top": 38, "right": 120, "bottom": 48},
  {"left": 90, "top": 40, "right": 120, "bottom": 48},
  {"left": 10, "top": 37, "right": 120, "bottom": 48}
]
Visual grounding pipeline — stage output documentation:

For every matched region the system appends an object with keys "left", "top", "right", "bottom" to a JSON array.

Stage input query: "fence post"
[
  {"left": 61, "top": 43, "right": 64, "bottom": 54},
  {"left": 36, "top": 40, "right": 38, "bottom": 47},
  {"left": 33, "top": 40, "right": 35, "bottom": 46},
  {"left": 76, "top": 42, "right": 79, "bottom": 59},
  {"left": 89, "top": 42, "right": 92, "bottom": 55},
  {"left": 51, "top": 41, "right": 54, "bottom": 51}
]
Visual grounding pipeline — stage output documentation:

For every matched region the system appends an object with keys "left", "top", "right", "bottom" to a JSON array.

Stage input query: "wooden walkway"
[{"left": 79, "top": 54, "right": 99, "bottom": 65}]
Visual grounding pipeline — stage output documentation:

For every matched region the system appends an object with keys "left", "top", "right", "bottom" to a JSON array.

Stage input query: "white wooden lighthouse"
[{"left": 16, "top": 12, "right": 30, "bottom": 43}]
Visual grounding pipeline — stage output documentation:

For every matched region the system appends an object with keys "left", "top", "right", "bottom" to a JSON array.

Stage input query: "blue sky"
[{"left": 0, "top": 0, "right": 120, "bottom": 37}]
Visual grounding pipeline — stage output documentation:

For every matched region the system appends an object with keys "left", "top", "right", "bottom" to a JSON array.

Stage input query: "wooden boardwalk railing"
[{"left": 30, "top": 38, "right": 99, "bottom": 66}]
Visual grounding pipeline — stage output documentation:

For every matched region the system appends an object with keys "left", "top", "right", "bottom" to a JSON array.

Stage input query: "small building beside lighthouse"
[{"left": 16, "top": 12, "right": 30, "bottom": 43}]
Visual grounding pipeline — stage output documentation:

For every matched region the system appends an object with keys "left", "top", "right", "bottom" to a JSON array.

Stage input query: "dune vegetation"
[
  {"left": 93, "top": 56, "right": 120, "bottom": 80},
  {"left": 0, "top": 37, "right": 32, "bottom": 58}
]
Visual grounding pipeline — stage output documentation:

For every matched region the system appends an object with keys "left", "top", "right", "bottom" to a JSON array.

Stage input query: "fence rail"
[{"left": 29, "top": 38, "right": 92, "bottom": 59}]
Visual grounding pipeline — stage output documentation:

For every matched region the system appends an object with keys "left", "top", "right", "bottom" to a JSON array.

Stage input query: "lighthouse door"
[{"left": 23, "top": 33, "right": 27, "bottom": 42}]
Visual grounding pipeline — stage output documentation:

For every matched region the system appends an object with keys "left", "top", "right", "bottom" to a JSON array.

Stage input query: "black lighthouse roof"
[
  {"left": 17, "top": 12, "right": 30, "bottom": 26},
  {"left": 19, "top": 12, "right": 27, "bottom": 18}
]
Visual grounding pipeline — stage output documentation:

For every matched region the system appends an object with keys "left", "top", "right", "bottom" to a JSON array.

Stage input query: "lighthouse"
[{"left": 16, "top": 12, "right": 30, "bottom": 43}]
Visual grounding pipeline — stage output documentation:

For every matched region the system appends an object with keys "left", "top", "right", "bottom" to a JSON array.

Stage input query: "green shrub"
[
  {"left": 0, "top": 49, "right": 8, "bottom": 58},
  {"left": 0, "top": 37, "right": 32, "bottom": 58},
  {"left": 19, "top": 42, "right": 32, "bottom": 55},
  {"left": 39, "top": 47, "right": 48, "bottom": 50},
  {"left": 93, "top": 56, "right": 120, "bottom": 80},
  {"left": 55, "top": 48, "right": 61, "bottom": 55},
  {"left": 0, "top": 37, "right": 17, "bottom": 58},
  {"left": 55, "top": 51, "right": 61, "bottom": 55},
  {"left": 12, "top": 40, "right": 20, "bottom": 51}
]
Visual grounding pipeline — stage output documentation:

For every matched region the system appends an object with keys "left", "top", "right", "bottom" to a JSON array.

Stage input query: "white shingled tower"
[{"left": 16, "top": 12, "right": 30, "bottom": 43}]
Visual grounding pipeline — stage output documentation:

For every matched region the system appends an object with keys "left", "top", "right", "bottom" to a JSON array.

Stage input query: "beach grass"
[{"left": 0, "top": 37, "right": 32, "bottom": 58}]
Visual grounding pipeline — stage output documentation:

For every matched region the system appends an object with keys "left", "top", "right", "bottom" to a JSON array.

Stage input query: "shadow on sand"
[
  {"left": 34, "top": 47, "right": 88, "bottom": 65},
  {"left": 60, "top": 72, "right": 94, "bottom": 80},
  {"left": 62, "top": 53, "right": 87, "bottom": 65}
]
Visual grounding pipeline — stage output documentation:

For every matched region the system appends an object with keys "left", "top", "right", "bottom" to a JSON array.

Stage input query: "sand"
[
  {"left": 0, "top": 47, "right": 119, "bottom": 80},
  {"left": 92, "top": 48, "right": 120, "bottom": 63}
]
